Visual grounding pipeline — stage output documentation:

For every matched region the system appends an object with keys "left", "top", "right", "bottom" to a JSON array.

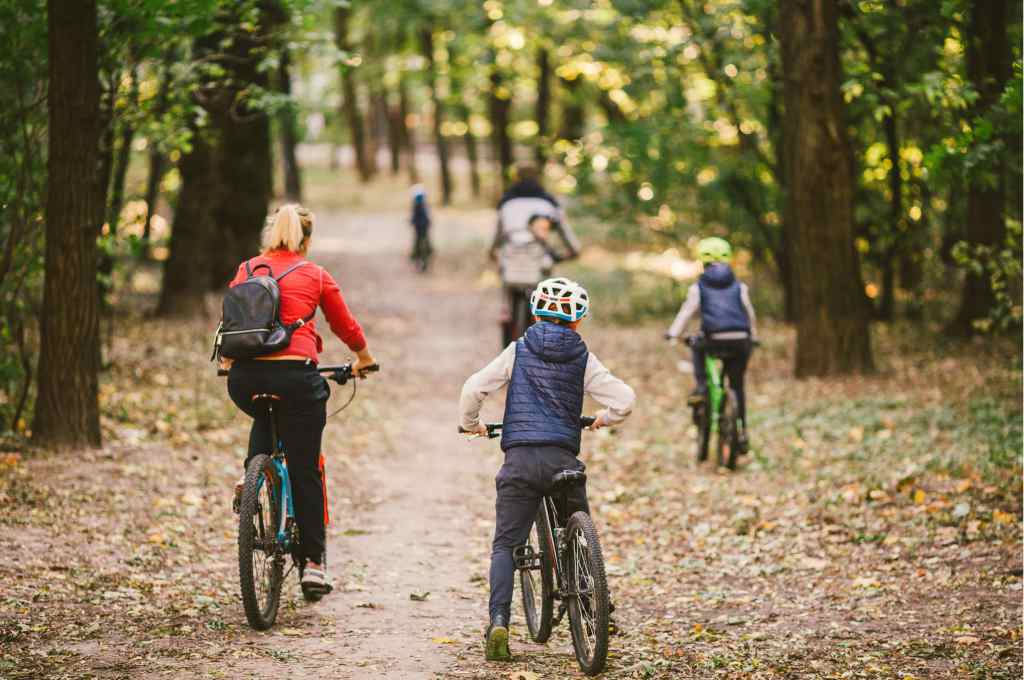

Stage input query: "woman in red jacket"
[{"left": 224, "top": 203, "right": 376, "bottom": 596}]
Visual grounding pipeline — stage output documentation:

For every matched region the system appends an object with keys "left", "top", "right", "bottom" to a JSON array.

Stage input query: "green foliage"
[
  {"left": 0, "top": 0, "right": 47, "bottom": 436},
  {"left": 950, "top": 219, "right": 1023, "bottom": 333}
]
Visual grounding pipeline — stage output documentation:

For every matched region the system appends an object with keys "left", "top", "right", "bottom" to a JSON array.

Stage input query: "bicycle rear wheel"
[
  {"left": 695, "top": 403, "right": 710, "bottom": 463},
  {"left": 238, "top": 454, "right": 284, "bottom": 630},
  {"left": 717, "top": 389, "right": 740, "bottom": 470},
  {"left": 565, "top": 512, "right": 610, "bottom": 676},
  {"left": 520, "top": 508, "right": 555, "bottom": 642}
]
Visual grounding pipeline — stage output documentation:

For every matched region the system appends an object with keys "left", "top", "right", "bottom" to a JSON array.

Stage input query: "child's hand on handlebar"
[
  {"left": 352, "top": 350, "right": 377, "bottom": 378},
  {"left": 588, "top": 414, "right": 608, "bottom": 430},
  {"left": 465, "top": 423, "right": 489, "bottom": 437}
]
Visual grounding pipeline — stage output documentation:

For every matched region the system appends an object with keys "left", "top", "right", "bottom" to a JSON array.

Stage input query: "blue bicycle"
[{"left": 221, "top": 362, "right": 378, "bottom": 630}]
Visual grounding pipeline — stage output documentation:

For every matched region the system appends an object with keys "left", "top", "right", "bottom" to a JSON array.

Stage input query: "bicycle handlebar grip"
[{"left": 580, "top": 415, "right": 597, "bottom": 428}]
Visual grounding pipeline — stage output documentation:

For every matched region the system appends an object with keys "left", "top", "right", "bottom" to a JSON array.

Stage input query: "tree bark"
[
  {"left": 334, "top": 6, "right": 372, "bottom": 182},
  {"left": 143, "top": 59, "right": 173, "bottom": 247},
  {"left": 420, "top": 26, "right": 453, "bottom": 205},
  {"left": 385, "top": 83, "right": 402, "bottom": 175},
  {"left": 946, "top": 0, "right": 1010, "bottom": 335},
  {"left": 535, "top": 47, "right": 551, "bottom": 165},
  {"left": 779, "top": 0, "right": 873, "bottom": 376},
  {"left": 278, "top": 47, "right": 303, "bottom": 201},
  {"left": 489, "top": 60, "right": 513, "bottom": 189},
  {"left": 34, "top": 0, "right": 102, "bottom": 448},
  {"left": 558, "top": 76, "right": 585, "bottom": 142},
  {"left": 157, "top": 124, "right": 220, "bottom": 316},
  {"left": 398, "top": 73, "right": 418, "bottom": 182},
  {"left": 108, "top": 64, "right": 138, "bottom": 234},
  {"left": 208, "top": 10, "right": 276, "bottom": 289}
]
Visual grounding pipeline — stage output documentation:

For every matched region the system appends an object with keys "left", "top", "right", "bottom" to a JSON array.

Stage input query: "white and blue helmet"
[{"left": 530, "top": 277, "right": 590, "bottom": 322}]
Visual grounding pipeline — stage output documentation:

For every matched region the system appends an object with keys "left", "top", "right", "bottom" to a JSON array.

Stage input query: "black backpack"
[{"left": 212, "top": 260, "right": 314, "bottom": 360}]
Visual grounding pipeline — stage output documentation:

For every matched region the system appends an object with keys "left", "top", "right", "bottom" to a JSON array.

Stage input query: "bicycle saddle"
[{"left": 551, "top": 469, "right": 587, "bottom": 489}]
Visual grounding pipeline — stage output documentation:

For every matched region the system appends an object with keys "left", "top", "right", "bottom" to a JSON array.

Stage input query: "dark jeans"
[
  {"left": 411, "top": 226, "right": 432, "bottom": 261},
  {"left": 227, "top": 360, "right": 330, "bottom": 562},
  {"left": 692, "top": 337, "right": 751, "bottom": 424},
  {"left": 489, "top": 445, "right": 589, "bottom": 621}
]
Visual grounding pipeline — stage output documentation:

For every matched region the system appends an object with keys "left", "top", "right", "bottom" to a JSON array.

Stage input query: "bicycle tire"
[
  {"left": 238, "top": 454, "right": 284, "bottom": 630},
  {"left": 520, "top": 508, "right": 555, "bottom": 643},
  {"left": 695, "top": 403, "right": 711, "bottom": 463},
  {"left": 565, "top": 512, "right": 610, "bottom": 676},
  {"left": 717, "top": 389, "right": 740, "bottom": 470}
]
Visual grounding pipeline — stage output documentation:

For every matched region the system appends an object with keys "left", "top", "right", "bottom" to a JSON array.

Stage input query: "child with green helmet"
[{"left": 666, "top": 237, "right": 757, "bottom": 453}]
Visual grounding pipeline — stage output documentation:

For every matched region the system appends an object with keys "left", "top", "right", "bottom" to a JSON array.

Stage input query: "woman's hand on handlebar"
[{"left": 352, "top": 348, "right": 377, "bottom": 378}]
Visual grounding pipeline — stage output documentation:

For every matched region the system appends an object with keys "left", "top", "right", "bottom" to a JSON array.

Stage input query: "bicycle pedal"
[{"left": 512, "top": 545, "right": 541, "bottom": 570}]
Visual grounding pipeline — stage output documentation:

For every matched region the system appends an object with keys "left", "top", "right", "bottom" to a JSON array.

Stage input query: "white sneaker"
[{"left": 301, "top": 566, "right": 333, "bottom": 596}]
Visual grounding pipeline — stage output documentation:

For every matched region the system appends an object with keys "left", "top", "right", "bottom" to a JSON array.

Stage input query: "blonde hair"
[{"left": 261, "top": 203, "right": 314, "bottom": 254}]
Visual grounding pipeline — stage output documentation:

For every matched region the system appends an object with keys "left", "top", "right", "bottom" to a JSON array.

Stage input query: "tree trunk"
[
  {"left": 278, "top": 47, "right": 303, "bottom": 201},
  {"left": 420, "top": 26, "right": 453, "bottom": 205},
  {"left": 398, "top": 73, "right": 418, "bottom": 182},
  {"left": 143, "top": 59, "right": 174, "bottom": 247},
  {"left": 946, "top": 0, "right": 1010, "bottom": 335},
  {"left": 385, "top": 83, "right": 402, "bottom": 175},
  {"left": 489, "top": 60, "right": 513, "bottom": 189},
  {"left": 334, "top": 6, "right": 372, "bottom": 182},
  {"left": 558, "top": 76, "right": 585, "bottom": 142},
  {"left": 108, "top": 64, "right": 138, "bottom": 234},
  {"left": 157, "top": 125, "right": 219, "bottom": 316},
  {"left": 208, "top": 10, "right": 276, "bottom": 289},
  {"left": 34, "top": 0, "right": 102, "bottom": 448},
  {"left": 779, "top": 0, "right": 873, "bottom": 376},
  {"left": 535, "top": 47, "right": 551, "bottom": 165}
]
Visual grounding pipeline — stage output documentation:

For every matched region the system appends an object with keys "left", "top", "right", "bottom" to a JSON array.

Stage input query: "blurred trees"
[{"left": 1, "top": 0, "right": 1021, "bottom": 441}]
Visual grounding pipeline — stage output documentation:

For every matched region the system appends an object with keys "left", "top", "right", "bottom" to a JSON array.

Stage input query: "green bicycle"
[{"left": 686, "top": 334, "right": 751, "bottom": 470}]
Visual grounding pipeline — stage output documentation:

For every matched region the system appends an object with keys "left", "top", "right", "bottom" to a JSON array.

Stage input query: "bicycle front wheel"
[
  {"left": 520, "top": 508, "right": 555, "bottom": 642},
  {"left": 565, "top": 512, "right": 610, "bottom": 676},
  {"left": 238, "top": 454, "right": 284, "bottom": 630}
]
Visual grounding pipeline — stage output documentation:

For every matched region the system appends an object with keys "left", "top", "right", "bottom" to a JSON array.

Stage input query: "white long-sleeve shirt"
[
  {"left": 460, "top": 342, "right": 636, "bottom": 431},
  {"left": 666, "top": 283, "right": 758, "bottom": 340}
]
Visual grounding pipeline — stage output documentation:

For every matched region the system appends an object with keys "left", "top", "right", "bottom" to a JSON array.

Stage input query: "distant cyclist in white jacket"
[{"left": 489, "top": 163, "right": 581, "bottom": 346}]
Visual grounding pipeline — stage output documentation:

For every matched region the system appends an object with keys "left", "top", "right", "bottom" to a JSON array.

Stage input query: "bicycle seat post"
[{"left": 251, "top": 393, "right": 283, "bottom": 458}]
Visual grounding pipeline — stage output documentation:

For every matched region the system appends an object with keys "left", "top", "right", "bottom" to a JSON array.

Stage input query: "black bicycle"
[
  {"left": 462, "top": 416, "right": 610, "bottom": 676},
  {"left": 219, "top": 362, "right": 379, "bottom": 630}
]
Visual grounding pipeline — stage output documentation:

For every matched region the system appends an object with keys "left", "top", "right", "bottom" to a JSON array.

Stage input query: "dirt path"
[{"left": 220, "top": 206, "right": 506, "bottom": 678}]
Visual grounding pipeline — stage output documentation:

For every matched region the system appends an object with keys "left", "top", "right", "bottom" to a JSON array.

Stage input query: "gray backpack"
[{"left": 212, "top": 260, "right": 313, "bottom": 360}]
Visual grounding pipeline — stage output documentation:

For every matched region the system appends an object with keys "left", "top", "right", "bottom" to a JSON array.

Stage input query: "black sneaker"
[
  {"left": 484, "top": 613, "right": 511, "bottom": 661},
  {"left": 737, "top": 431, "right": 750, "bottom": 455}
]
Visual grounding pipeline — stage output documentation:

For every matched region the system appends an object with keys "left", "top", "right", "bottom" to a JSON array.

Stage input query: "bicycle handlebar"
[
  {"left": 217, "top": 362, "right": 381, "bottom": 385},
  {"left": 459, "top": 415, "right": 598, "bottom": 439}
]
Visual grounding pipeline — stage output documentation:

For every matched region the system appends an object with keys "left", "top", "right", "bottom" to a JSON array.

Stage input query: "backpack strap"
[
  {"left": 274, "top": 260, "right": 307, "bottom": 282},
  {"left": 245, "top": 259, "right": 273, "bottom": 278}
]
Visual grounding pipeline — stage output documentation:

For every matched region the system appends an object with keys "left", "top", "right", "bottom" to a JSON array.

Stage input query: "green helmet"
[{"left": 697, "top": 237, "right": 732, "bottom": 263}]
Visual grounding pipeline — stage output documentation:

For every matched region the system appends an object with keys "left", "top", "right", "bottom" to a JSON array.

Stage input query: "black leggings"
[
  {"left": 227, "top": 360, "right": 330, "bottom": 562},
  {"left": 692, "top": 338, "right": 751, "bottom": 425}
]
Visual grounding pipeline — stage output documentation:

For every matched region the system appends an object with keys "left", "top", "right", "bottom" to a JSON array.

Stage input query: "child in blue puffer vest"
[
  {"left": 665, "top": 237, "right": 757, "bottom": 452},
  {"left": 459, "top": 277, "right": 636, "bottom": 662}
]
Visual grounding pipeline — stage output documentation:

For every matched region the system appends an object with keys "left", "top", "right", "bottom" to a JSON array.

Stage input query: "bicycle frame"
[
  {"left": 538, "top": 496, "right": 564, "bottom": 587},
  {"left": 704, "top": 354, "right": 725, "bottom": 434},
  {"left": 263, "top": 402, "right": 296, "bottom": 549}
]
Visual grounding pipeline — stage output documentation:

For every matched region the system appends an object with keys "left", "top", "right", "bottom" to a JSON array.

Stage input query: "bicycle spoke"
[{"left": 572, "top": 529, "right": 597, "bottom": 660}]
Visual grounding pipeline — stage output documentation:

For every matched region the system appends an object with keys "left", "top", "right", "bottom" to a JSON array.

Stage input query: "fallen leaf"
[
  {"left": 410, "top": 591, "right": 431, "bottom": 602},
  {"left": 955, "top": 635, "right": 980, "bottom": 645},
  {"left": 993, "top": 509, "right": 1014, "bottom": 525},
  {"left": 509, "top": 672, "right": 539, "bottom": 680},
  {"left": 355, "top": 602, "right": 377, "bottom": 609},
  {"left": 800, "top": 556, "right": 829, "bottom": 571},
  {"left": 955, "top": 479, "right": 972, "bottom": 494},
  {"left": 432, "top": 636, "right": 455, "bottom": 644},
  {"left": 280, "top": 627, "right": 303, "bottom": 636},
  {"left": 852, "top": 576, "right": 880, "bottom": 588},
  {"left": 953, "top": 502, "right": 971, "bottom": 519},
  {"left": 913, "top": 489, "right": 926, "bottom": 505}
]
